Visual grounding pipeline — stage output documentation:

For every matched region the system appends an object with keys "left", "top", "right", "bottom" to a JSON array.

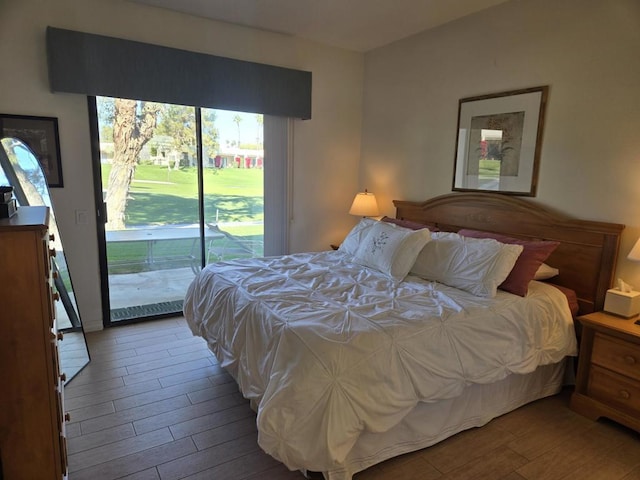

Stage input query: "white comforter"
[{"left": 184, "top": 251, "right": 577, "bottom": 473}]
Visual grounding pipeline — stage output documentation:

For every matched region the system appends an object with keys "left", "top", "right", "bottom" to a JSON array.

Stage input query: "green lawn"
[
  {"left": 478, "top": 158, "right": 501, "bottom": 178},
  {"left": 103, "top": 164, "right": 264, "bottom": 273},
  {"left": 103, "top": 164, "right": 263, "bottom": 225}
]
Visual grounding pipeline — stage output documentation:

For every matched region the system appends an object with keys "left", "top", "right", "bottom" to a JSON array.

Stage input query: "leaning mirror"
[{"left": 0, "top": 137, "right": 90, "bottom": 382}]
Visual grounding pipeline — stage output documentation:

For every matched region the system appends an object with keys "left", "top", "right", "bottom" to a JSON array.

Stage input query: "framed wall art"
[
  {"left": 452, "top": 86, "right": 548, "bottom": 196},
  {"left": 0, "top": 114, "right": 64, "bottom": 187}
]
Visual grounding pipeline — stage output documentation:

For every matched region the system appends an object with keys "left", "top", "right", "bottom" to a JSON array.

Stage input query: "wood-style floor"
[{"left": 66, "top": 317, "right": 640, "bottom": 480}]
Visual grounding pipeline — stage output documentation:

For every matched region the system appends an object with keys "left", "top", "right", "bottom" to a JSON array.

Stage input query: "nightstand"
[{"left": 570, "top": 311, "right": 640, "bottom": 432}]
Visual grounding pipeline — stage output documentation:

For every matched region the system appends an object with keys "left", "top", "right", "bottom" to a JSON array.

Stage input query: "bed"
[{"left": 183, "top": 192, "right": 624, "bottom": 479}]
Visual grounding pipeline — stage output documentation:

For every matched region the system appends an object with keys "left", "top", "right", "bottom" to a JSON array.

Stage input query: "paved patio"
[
  {"left": 107, "top": 266, "right": 197, "bottom": 321},
  {"left": 108, "top": 266, "right": 196, "bottom": 310}
]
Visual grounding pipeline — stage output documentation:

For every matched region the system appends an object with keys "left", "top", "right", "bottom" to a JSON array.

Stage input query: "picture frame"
[
  {"left": 0, "top": 114, "right": 64, "bottom": 187},
  {"left": 452, "top": 86, "right": 548, "bottom": 196}
]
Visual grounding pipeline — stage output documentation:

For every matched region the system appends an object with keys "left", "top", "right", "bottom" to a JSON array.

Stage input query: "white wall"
[
  {"left": 361, "top": 0, "right": 640, "bottom": 287},
  {"left": 5, "top": 0, "right": 639, "bottom": 331},
  {"left": 0, "top": 0, "right": 364, "bottom": 331}
]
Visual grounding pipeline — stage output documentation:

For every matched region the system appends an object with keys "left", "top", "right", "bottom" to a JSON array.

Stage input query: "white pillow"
[
  {"left": 534, "top": 262, "right": 559, "bottom": 280},
  {"left": 411, "top": 231, "right": 523, "bottom": 297},
  {"left": 353, "top": 221, "right": 431, "bottom": 281},
  {"left": 339, "top": 218, "right": 377, "bottom": 256}
]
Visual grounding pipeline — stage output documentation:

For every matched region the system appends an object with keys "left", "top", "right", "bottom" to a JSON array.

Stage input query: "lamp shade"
[
  {"left": 349, "top": 190, "right": 379, "bottom": 217},
  {"left": 628, "top": 238, "right": 640, "bottom": 261}
]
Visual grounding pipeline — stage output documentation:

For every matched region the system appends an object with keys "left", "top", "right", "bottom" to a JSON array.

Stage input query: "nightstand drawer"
[
  {"left": 588, "top": 365, "right": 640, "bottom": 416},
  {"left": 592, "top": 332, "right": 640, "bottom": 381}
]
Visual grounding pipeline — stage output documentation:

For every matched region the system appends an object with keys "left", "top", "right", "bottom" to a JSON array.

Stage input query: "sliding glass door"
[
  {"left": 201, "top": 108, "right": 264, "bottom": 264},
  {"left": 91, "top": 97, "right": 265, "bottom": 325}
]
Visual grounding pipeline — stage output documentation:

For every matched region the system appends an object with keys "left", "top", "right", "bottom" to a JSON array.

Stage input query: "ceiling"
[{"left": 129, "top": 0, "right": 509, "bottom": 52}]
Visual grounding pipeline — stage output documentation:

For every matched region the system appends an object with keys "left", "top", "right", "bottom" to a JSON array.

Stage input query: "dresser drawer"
[
  {"left": 588, "top": 365, "right": 640, "bottom": 416},
  {"left": 592, "top": 332, "right": 640, "bottom": 381}
]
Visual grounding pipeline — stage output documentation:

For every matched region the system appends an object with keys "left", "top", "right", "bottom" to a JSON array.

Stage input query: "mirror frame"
[
  {"left": 452, "top": 86, "right": 548, "bottom": 197},
  {"left": 0, "top": 137, "right": 90, "bottom": 382}
]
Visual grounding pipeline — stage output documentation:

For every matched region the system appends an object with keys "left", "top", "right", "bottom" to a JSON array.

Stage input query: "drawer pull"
[
  {"left": 52, "top": 292, "right": 60, "bottom": 301},
  {"left": 60, "top": 372, "right": 67, "bottom": 382},
  {"left": 49, "top": 234, "right": 55, "bottom": 242},
  {"left": 619, "top": 390, "right": 631, "bottom": 400},
  {"left": 64, "top": 412, "right": 71, "bottom": 422},
  {"left": 49, "top": 248, "right": 57, "bottom": 257},
  {"left": 623, "top": 355, "right": 637, "bottom": 365},
  {"left": 57, "top": 331, "right": 64, "bottom": 341}
]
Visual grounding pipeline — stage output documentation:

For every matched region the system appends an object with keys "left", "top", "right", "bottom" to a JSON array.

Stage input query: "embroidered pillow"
[
  {"left": 353, "top": 221, "right": 431, "bottom": 281},
  {"left": 339, "top": 217, "right": 377, "bottom": 256},
  {"left": 411, "top": 231, "right": 523, "bottom": 298},
  {"left": 457, "top": 229, "right": 560, "bottom": 297}
]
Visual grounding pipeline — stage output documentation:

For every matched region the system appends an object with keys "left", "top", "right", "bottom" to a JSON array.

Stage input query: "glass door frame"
[
  {"left": 88, "top": 98, "right": 287, "bottom": 328},
  {"left": 88, "top": 97, "right": 208, "bottom": 328}
]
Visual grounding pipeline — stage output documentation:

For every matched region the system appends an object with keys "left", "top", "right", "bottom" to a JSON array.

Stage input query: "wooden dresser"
[
  {"left": 571, "top": 310, "right": 640, "bottom": 432},
  {"left": 0, "top": 206, "right": 68, "bottom": 479}
]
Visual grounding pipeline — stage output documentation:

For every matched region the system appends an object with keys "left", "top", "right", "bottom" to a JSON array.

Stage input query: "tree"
[
  {"left": 97, "top": 97, "right": 115, "bottom": 142},
  {"left": 232, "top": 114, "right": 242, "bottom": 148},
  {"left": 154, "top": 107, "right": 220, "bottom": 167},
  {"left": 105, "top": 99, "right": 162, "bottom": 230},
  {"left": 255, "top": 114, "right": 263, "bottom": 146},
  {"left": 201, "top": 109, "right": 220, "bottom": 160},
  {"left": 155, "top": 105, "right": 195, "bottom": 167}
]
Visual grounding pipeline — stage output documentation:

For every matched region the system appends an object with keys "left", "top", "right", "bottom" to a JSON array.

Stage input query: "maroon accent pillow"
[
  {"left": 457, "top": 229, "right": 560, "bottom": 297},
  {"left": 381, "top": 216, "right": 438, "bottom": 231}
]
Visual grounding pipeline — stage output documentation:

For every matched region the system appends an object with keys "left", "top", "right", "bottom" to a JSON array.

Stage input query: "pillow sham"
[
  {"left": 339, "top": 217, "right": 377, "bottom": 256},
  {"left": 457, "top": 229, "right": 560, "bottom": 297},
  {"left": 410, "top": 231, "right": 523, "bottom": 298},
  {"left": 547, "top": 282, "right": 579, "bottom": 317},
  {"left": 534, "top": 263, "right": 560, "bottom": 280},
  {"left": 353, "top": 221, "right": 431, "bottom": 281},
  {"left": 381, "top": 216, "right": 439, "bottom": 232}
]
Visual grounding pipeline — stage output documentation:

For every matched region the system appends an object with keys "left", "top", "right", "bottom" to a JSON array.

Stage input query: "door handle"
[{"left": 98, "top": 202, "right": 108, "bottom": 224}]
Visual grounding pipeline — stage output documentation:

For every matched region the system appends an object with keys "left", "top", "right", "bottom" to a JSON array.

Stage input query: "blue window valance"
[{"left": 46, "top": 26, "right": 312, "bottom": 119}]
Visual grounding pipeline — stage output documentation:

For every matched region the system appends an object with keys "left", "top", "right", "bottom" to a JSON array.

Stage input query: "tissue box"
[{"left": 604, "top": 289, "right": 640, "bottom": 317}]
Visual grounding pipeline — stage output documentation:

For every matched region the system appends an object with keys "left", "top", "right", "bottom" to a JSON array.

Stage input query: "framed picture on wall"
[
  {"left": 0, "top": 114, "right": 64, "bottom": 187},
  {"left": 452, "top": 86, "right": 548, "bottom": 196}
]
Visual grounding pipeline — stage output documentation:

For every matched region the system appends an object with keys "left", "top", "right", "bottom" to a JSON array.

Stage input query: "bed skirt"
[{"left": 316, "top": 359, "right": 568, "bottom": 480}]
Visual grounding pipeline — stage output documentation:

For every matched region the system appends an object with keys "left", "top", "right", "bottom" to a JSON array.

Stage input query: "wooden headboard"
[{"left": 394, "top": 192, "right": 624, "bottom": 314}]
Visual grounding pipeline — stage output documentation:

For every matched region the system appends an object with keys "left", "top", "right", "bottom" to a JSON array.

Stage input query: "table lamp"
[
  {"left": 349, "top": 189, "right": 379, "bottom": 217},
  {"left": 627, "top": 238, "right": 640, "bottom": 262}
]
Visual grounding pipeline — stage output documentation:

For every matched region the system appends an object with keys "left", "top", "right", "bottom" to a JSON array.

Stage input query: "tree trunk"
[{"left": 105, "top": 99, "right": 161, "bottom": 230}]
